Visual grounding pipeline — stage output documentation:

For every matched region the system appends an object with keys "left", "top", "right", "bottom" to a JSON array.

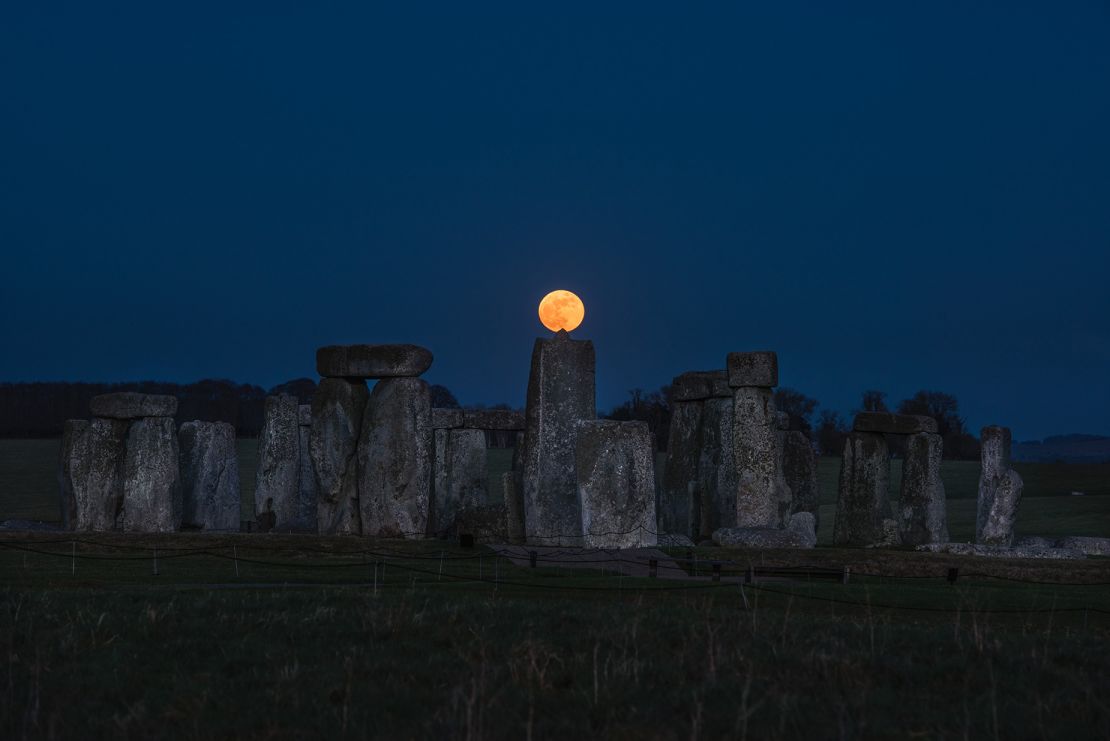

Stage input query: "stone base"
[
  {"left": 917, "top": 543, "right": 1086, "bottom": 560},
  {"left": 712, "top": 512, "right": 816, "bottom": 549}
]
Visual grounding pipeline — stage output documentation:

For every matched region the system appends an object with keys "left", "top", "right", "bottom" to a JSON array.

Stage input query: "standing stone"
[
  {"left": 178, "top": 421, "right": 240, "bottom": 531},
  {"left": 698, "top": 396, "right": 737, "bottom": 539},
  {"left": 898, "top": 432, "right": 948, "bottom": 545},
  {"left": 310, "top": 379, "right": 368, "bottom": 535},
  {"left": 782, "top": 431, "right": 820, "bottom": 531},
  {"left": 432, "top": 428, "right": 488, "bottom": 535},
  {"left": 255, "top": 394, "right": 307, "bottom": 532},
  {"left": 976, "top": 425, "right": 1023, "bottom": 545},
  {"left": 833, "top": 431, "right": 898, "bottom": 547},
  {"left": 58, "top": 420, "right": 89, "bottom": 530},
  {"left": 733, "top": 387, "right": 790, "bottom": 528},
  {"left": 68, "top": 417, "right": 129, "bottom": 531},
  {"left": 357, "top": 377, "right": 432, "bottom": 538},
  {"left": 503, "top": 471, "right": 526, "bottom": 544},
  {"left": 576, "top": 420, "right": 657, "bottom": 549},
  {"left": 661, "top": 400, "right": 703, "bottom": 538},
  {"left": 120, "top": 417, "right": 181, "bottom": 533},
  {"left": 520, "top": 330, "right": 595, "bottom": 545},
  {"left": 297, "top": 406, "right": 317, "bottom": 532}
]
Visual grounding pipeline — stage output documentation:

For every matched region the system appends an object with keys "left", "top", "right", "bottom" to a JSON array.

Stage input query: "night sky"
[{"left": 2, "top": 3, "right": 1108, "bottom": 440}]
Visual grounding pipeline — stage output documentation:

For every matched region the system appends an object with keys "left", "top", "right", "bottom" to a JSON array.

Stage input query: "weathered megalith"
[
  {"left": 520, "top": 330, "right": 595, "bottom": 545},
  {"left": 316, "top": 343, "right": 433, "bottom": 379},
  {"left": 782, "top": 430, "right": 820, "bottom": 531},
  {"left": 713, "top": 512, "right": 817, "bottom": 549},
  {"left": 297, "top": 405, "right": 317, "bottom": 531},
  {"left": 58, "top": 420, "right": 89, "bottom": 530},
  {"left": 697, "top": 395, "right": 737, "bottom": 538},
  {"left": 255, "top": 394, "right": 310, "bottom": 532},
  {"left": 503, "top": 471, "right": 526, "bottom": 544},
  {"left": 178, "top": 420, "right": 240, "bottom": 531},
  {"left": 731, "top": 385, "right": 790, "bottom": 528},
  {"left": 898, "top": 432, "right": 948, "bottom": 545},
  {"left": 576, "top": 420, "right": 657, "bottom": 548},
  {"left": 357, "top": 377, "right": 432, "bottom": 538},
  {"left": 90, "top": 392, "right": 178, "bottom": 420},
  {"left": 120, "top": 417, "right": 181, "bottom": 532},
  {"left": 834, "top": 431, "right": 898, "bottom": 546},
  {"left": 661, "top": 396, "right": 703, "bottom": 537},
  {"left": 310, "top": 379, "right": 368, "bottom": 535},
  {"left": 976, "top": 425, "right": 1023, "bottom": 545},
  {"left": 431, "top": 428, "right": 488, "bottom": 535},
  {"left": 726, "top": 351, "right": 778, "bottom": 388},
  {"left": 67, "top": 417, "right": 129, "bottom": 531}
]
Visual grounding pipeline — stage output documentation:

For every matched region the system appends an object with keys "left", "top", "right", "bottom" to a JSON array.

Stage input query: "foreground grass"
[{"left": 2, "top": 534, "right": 1110, "bottom": 739}]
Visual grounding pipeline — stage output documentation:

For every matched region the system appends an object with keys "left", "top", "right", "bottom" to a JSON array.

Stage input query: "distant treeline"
[{"left": 0, "top": 379, "right": 316, "bottom": 438}]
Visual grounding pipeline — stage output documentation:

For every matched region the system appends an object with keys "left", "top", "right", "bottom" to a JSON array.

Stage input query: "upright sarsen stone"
[
  {"left": 297, "top": 406, "right": 317, "bottom": 532},
  {"left": 58, "top": 420, "right": 89, "bottom": 530},
  {"left": 311, "top": 379, "right": 368, "bottom": 535},
  {"left": 782, "top": 431, "right": 820, "bottom": 531},
  {"left": 833, "top": 431, "right": 897, "bottom": 547},
  {"left": 121, "top": 417, "right": 181, "bottom": 533},
  {"left": 431, "top": 428, "right": 488, "bottom": 535},
  {"left": 521, "top": 331, "right": 595, "bottom": 545},
  {"left": 69, "top": 417, "right": 129, "bottom": 531},
  {"left": 660, "top": 400, "right": 703, "bottom": 538},
  {"left": 255, "top": 394, "right": 306, "bottom": 532},
  {"left": 576, "top": 420, "right": 657, "bottom": 549},
  {"left": 178, "top": 420, "right": 240, "bottom": 531},
  {"left": 698, "top": 396, "right": 737, "bottom": 538},
  {"left": 898, "top": 432, "right": 948, "bottom": 545},
  {"left": 357, "top": 377, "right": 432, "bottom": 538},
  {"left": 733, "top": 387, "right": 790, "bottom": 528},
  {"left": 977, "top": 425, "right": 1023, "bottom": 545}
]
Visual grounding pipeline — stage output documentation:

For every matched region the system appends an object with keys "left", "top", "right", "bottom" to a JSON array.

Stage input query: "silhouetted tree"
[
  {"left": 604, "top": 385, "right": 672, "bottom": 452},
  {"left": 859, "top": 390, "right": 889, "bottom": 413},
  {"left": 268, "top": 378, "right": 317, "bottom": 404},
  {"left": 815, "top": 410, "right": 848, "bottom": 456},
  {"left": 773, "top": 388, "right": 818, "bottom": 433},
  {"left": 429, "top": 384, "right": 460, "bottom": 409}
]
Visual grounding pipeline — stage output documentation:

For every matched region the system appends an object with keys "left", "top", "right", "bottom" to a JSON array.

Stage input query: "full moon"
[{"left": 538, "top": 289, "right": 585, "bottom": 333}]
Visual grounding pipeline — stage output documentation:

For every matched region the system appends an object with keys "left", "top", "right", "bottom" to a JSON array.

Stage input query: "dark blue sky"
[{"left": 2, "top": 2, "right": 1108, "bottom": 440}]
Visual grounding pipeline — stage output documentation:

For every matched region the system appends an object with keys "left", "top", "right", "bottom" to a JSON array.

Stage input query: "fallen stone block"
[
  {"left": 917, "top": 543, "right": 1085, "bottom": 560},
  {"left": 90, "top": 392, "right": 178, "bottom": 419},
  {"left": 1057, "top": 536, "right": 1110, "bottom": 556},
  {"left": 316, "top": 344, "right": 433, "bottom": 379},
  {"left": 726, "top": 351, "right": 778, "bottom": 388},
  {"left": 713, "top": 512, "right": 816, "bottom": 549}
]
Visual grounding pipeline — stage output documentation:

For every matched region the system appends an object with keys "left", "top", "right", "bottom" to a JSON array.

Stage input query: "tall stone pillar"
[
  {"left": 898, "top": 432, "right": 948, "bottom": 545},
  {"left": 661, "top": 398, "right": 702, "bottom": 538},
  {"left": 976, "top": 425, "right": 1023, "bottom": 545},
  {"left": 782, "top": 430, "right": 820, "bottom": 531},
  {"left": 179, "top": 420, "right": 240, "bottom": 531},
  {"left": 358, "top": 377, "right": 433, "bottom": 538},
  {"left": 698, "top": 395, "right": 737, "bottom": 538},
  {"left": 311, "top": 380, "right": 367, "bottom": 535},
  {"left": 833, "top": 431, "right": 892, "bottom": 546},
  {"left": 255, "top": 394, "right": 307, "bottom": 532},
  {"left": 431, "top": 428, "right": 488, "bottom": 535},
  {"left": 521, "top": 330, "right": 595, "bottom": 545},
  {"left": 728, "top": 352, "right": 791, "bottom": 528}
]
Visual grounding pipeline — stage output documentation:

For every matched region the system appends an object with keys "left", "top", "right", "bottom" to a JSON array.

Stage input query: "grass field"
[
  {"left": 5, "top": 440, "right": 1108, "bottom": 545},
  {"left": 1, "top": 533, "right": 1109, "bottom": 738}
]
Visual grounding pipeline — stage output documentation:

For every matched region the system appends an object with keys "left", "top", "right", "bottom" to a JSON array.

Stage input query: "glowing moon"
[{"left": 538, "top": 289, "right": 585, "bottom": 333}]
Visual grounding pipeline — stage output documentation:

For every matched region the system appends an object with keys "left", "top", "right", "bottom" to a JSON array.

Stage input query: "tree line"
[{"left": 604, "top": 386, "right": 982, "bottom": 460}]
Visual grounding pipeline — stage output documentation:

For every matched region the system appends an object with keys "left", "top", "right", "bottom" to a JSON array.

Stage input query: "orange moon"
[{"left": 538, "top": 290, "right": 585, "bottom": 332}]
